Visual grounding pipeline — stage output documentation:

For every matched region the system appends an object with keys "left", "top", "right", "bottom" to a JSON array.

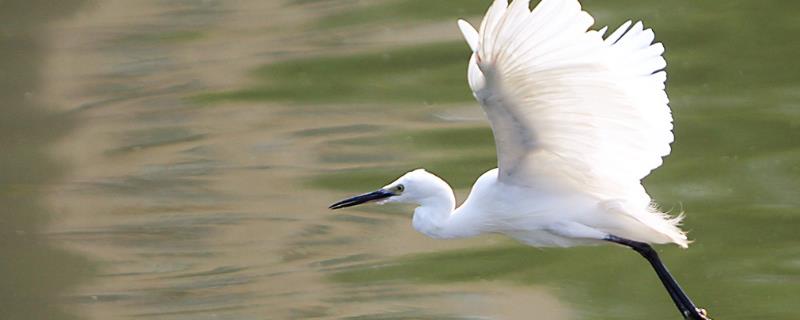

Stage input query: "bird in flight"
[{"left": 330, "top": 0, "right": 709, "bottom": 318}]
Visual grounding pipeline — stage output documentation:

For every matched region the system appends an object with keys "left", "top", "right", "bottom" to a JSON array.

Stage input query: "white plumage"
[{"left": 330, "top": 2, "right": 708, "bottom": 316}]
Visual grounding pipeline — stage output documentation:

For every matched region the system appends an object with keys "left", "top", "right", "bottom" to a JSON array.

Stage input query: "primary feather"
[{"left": 458, "top": 0, "right": 686, "bottom": 247}]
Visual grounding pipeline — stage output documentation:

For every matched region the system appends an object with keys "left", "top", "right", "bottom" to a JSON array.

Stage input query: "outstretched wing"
[{"left": 459, "top": 0, "right": 672, "bottom": 207}]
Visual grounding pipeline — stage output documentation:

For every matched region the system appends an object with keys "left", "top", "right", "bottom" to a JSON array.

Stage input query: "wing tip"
[
  {"left": 605, "top": 20, "right": 633, "bottom": 44},
  {"left": 457, "top": 19, "right": 480, "bottom": 52}
]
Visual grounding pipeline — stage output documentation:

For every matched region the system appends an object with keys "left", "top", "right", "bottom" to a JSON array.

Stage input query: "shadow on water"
[{"left": 0, "top": 0, "right": 91, "bottom": 319}]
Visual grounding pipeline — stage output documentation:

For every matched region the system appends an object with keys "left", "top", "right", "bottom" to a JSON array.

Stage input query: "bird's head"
[{"left": 329, "top": 169, "right": 452, "bottom": 210}]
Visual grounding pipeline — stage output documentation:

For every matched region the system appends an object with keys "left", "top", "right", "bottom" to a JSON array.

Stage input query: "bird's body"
[
  {"left": 411, "top": 168, "right": 604, "bottom": 247},
  {"left": 406, "top": 167, "right": 682, "bottom": 248},
  {"left": 330, "top": 0, "right": 709, "bottom": 318}
]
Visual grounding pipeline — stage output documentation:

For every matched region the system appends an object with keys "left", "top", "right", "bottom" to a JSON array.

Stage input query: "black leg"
[{"left": 605, "top": 235, "right": 709, "bottom": 320}]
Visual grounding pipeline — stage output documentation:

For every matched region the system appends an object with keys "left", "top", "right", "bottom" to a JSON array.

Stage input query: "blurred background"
[{"left": 1, "top": 0, "right": 799, "bottom": 319}]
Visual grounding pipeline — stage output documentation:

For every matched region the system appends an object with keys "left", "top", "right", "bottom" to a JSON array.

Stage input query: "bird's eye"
[{"left": 396, "top": 184, "right": 405, "bottom": 192}]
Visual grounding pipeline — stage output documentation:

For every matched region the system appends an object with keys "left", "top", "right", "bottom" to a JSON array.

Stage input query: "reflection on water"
[{"left": 11, "top": 0, "right": 799, "bottom": 319}]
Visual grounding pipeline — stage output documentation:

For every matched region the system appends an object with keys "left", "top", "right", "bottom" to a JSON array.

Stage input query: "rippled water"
[{"left": 4, "top": 0, "right": 799, "bottom": 319}]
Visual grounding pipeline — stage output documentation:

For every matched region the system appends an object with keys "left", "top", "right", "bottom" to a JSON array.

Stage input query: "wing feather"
[{"left": 458, "top": 0, "right": 685, "bottom": 245}]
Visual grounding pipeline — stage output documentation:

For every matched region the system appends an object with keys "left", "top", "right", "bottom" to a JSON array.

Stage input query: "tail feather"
[{"left": 601, "top": 200, "right": 689, "bottom": 248}]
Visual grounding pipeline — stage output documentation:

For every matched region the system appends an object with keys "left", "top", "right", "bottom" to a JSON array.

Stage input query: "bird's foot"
[
  {"left": 695, "top": 307, "right": 711, "bottom": 320},
  {"left": 684, "top": 307, "right": 711, "bottom": 319}
]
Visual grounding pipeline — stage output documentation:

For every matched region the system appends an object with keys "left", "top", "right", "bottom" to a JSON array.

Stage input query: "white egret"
[{"left": 330, "top": 0, "right": 709, "bottom": 318}]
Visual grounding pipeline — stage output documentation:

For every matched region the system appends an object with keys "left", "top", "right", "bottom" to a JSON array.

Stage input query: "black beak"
[{"left": 329, "top": 189, "right": 395, "bottom": 210}]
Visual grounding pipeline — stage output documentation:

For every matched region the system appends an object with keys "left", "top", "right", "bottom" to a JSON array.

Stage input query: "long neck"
[{"left": 411, "top": 186, "right": 474, "bottom": 239}]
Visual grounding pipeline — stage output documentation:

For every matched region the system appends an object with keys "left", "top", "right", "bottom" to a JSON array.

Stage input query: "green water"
[
  {"left": 0, "top": 1, "right": 90, "bottom": 319},
  {"left": 5, "top": 0, "right": 798, "bottom": 319}
]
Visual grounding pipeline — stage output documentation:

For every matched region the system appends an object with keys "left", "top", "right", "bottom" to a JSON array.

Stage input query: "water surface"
[{"left": 9, "top": 0, "right": 800, "bottom": 319}]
